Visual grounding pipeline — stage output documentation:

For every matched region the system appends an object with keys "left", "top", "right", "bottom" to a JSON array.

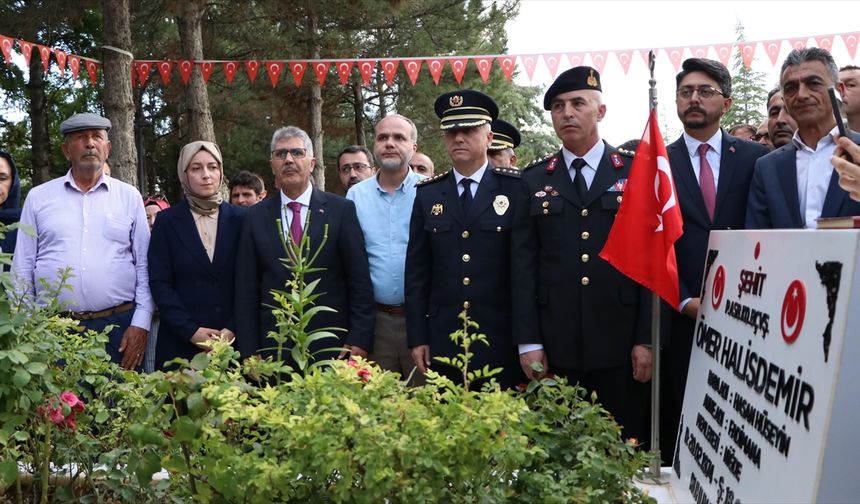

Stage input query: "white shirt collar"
[
  {"left": 561, "top": 139, "right": 604, "bottom": 171},
  {"left": 453, "top": 161, "right": 489, "bottom": 185},
  {"left": 683, "top": 129, "right": 722, "bottom": 157},
  {"left": 791, "top": 125, "right": 839, "bottom": 151},
  {"left": 280, "top": 181, "right": 313, "bottom": 208}
]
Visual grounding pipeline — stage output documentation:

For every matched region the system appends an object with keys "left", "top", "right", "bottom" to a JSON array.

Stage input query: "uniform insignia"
[
  {"left": 587, "top": 69, "right": 598, "bottom": 88},
  {"left": 493, "top": 195, "right": 510, "bottom": 215},
  {"left": 492, "top": 166, "right": 522, "bottom": 178},
  {"left": 546, "top": 156, "right": 559, "bottom": 174},
  {"left": 535, "top": 190, "right": 547, "bottom": 197},
  {"left": 729, "top": 145, "right": 736, "bottom": 153},
  {"left": 544, "top": 185, "right": 553, "bottom": 192},
  {"left": 416, "top": 169, "right": 451, "bottom": 186},
  {"left": 431, "top": 203, "right": 443, "bottom": 216},
  {"left": 609, "top": 178, "right": 627, "bottom": 192},
  {"left": 610, "top": 152, "right": 624, "bottom": 169},
  {"left": 551, "top": 190, "right": 559, "bottom": 196},
  {"left": 449, "top": 95, "right": 463, "bottom": 107}
]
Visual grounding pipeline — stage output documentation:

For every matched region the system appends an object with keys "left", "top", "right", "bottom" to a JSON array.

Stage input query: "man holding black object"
[{"left": 746, "top": 48, "right": 860, "bottom": 229}]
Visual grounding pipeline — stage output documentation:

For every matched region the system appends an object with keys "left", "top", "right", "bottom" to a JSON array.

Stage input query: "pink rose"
[
  {"left": 47, "top": 406, "right": 65, "bottom": 426},
  {"left": 357, "top": 367, "right": 371, "bottom": 383},
  {"left": 59, "top": 391, "right": 85, "bottom": 412}
]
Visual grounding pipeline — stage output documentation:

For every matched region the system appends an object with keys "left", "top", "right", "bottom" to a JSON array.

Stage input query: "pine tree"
[{"left": 721, "top": 22, "right": 768, "bottom": 131}]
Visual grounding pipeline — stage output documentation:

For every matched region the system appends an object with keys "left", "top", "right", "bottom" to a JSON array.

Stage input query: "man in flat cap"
[
  {"left": 663, "top": 57, "right": 769, "bottom": 461},
  {"left": 511, "top": 67, "right": 649, "bottom": 440},
  {"left": 405, "top": 89, "right": 525, "bottom": 389},
  {"left": 12, "top": 112, "right": 154, "bottom": 370},
  {"left": 487, "top": 119, "right": 521, "bottom": 169}
]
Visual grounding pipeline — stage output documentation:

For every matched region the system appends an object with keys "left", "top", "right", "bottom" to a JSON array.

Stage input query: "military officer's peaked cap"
[
  {"left": 60, "top": 113, "right": 112, "bottom": 135},
  {"left": 543, "top": 66, "right": 602, "bottom": 110},
  {"left": 435, "top": 89, "right": 499, "bottom": 130},
  {"left": 489, "top": 119, "right": 521, "bottom": 151}
]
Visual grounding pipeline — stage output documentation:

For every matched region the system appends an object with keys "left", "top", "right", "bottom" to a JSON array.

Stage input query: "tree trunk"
[
  {"left": 307, "top": 9, "right": 324, "bottom": 190},
  {"left": 351, "top": 81, "right": 366, "bottom": 146},
  {"left": 178, "top": 0, "right": 216, "bottom": 143},
  {"left": 101, "top": 0, "right": 138, "bottom": 186},
  {"left": 27, "top": 54, "right": 51, "bottom": 185}
]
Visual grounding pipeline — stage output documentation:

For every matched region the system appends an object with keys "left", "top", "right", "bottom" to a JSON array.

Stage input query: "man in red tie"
[
  {"left": 234, "top": 126, "right": 375, "bottom": 364},
  {"left": 662, "top": 58, "right": 769, "bottom": 462}
]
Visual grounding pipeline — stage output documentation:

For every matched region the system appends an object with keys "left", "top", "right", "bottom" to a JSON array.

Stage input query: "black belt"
[
  {"left": 376, "top": 303, "right": 406, "bottom": 315},
  {"left": 61, "top": 302, "right": 134, "bottom": 321}
]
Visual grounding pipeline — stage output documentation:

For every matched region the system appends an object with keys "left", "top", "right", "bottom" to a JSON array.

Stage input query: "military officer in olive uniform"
[
  {"left": 511, "top": 67, "right": 651, "bottom": 440},
  {"left": 405, "top": 90, "right": 525, "bottom": 389}
]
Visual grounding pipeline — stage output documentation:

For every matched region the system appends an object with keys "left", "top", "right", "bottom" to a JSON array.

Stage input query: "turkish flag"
[{"left": 599, "top": 110, "right": 683, "bottom": 308}]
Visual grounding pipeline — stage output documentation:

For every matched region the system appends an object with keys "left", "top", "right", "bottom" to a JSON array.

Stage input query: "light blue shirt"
[{"left": 346, "top": 169, "right": 425, "bottom": 305}]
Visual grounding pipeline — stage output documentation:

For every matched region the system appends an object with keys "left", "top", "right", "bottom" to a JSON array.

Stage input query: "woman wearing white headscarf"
[{"left": 147, "top": 141, "right": 246, "bottom": 370}]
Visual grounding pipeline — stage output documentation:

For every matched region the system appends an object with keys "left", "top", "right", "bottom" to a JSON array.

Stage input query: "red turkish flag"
[
  {"left": 17, "top": 39, "right": 32, "bottom": 67},
  {"left": 357, "top": 59, "right": 375, "bottom": 85},
  {"left": 0, "top": 36, "right": 13, "bottom": 65},
  {"left": 380, "top": 59, "right": 399, "bottom": 86},
  {"left": 520, "top": 54, "right": 537, "bottom": 81},
  {"left": 690, "top": 46, "right": 709, "bottom": 59},
  {"left": 763, "top": 40, "right": 783, "bottom": 65},
  {"left": 496, "top": 55, "right": 515, "bottom": 81},
  {"left": 842, "top": 33, "right": 860, "bottom": 60},
  {"left": 135, "top": 61, "right": 152, "bottom": 86},
  {"left": 568, "top": 52, "right": 584, "bottom": 67},
  {"left": 68, "top": 55, "right": 81, "bottom": 80},
  {"left": 542, "top": 53, "right": 562, "bottom": 78},
  {"left": 449, "top": 58, "right": 468, "bottom": 84},
  {"left": 287, "top": 61, "right": 304, "bottom": 87},
  {"left": 223, "top": 61, "right": 239, "bottom": 84},
  {"left": 427, "top": 58, "right": 444, "bottom": 85},
  {"left": 473, "top": 57, "right": 493, "bottom": 83},
  {"left": 244, "top": 60, "right": 259, "bottom": 83},
  {"left": 616, "top": 50, "right": 634, "bottom": 75},
  {"left": 664, "top": 47, "right": 684, "bottom": 71},
  {"left": 815, "top": 35, "right": 834, "bottom": 52},
  {"left": 738, "top": 42, "right": 756, "bottom": 69},
  {"left": 85, "top": 59, "right": 99, "bottom": 87},
  {"left": 712, "top": 43, "right": 732, "bottom": 66},
  {"left": 157, "top": 60, "right": 173, "bottom": 85},
  {"left": 788, "top": 38, "right": 808, "bottom": 51},
  {"left": 265, "top": 60, "right": 284, "bottom": 88},
  {"left": 312, "top": 61, "right": 330, "bottom": 85},
  {"left": 638, "top": 49, "right": 650, "bottom": 66},
  {"left": 53, "top": 49, "right": 67, "bottom": 75},
  {"left": 37, "top": 44, "right": 51, "bottom": 74},
  {"left": 335, "top": 60, "right": 354, "bottom": 86},
  {"left": 403, "top": 59, "right": 422, "bottom": 85},
  {"left": 599, "top": 110, "right": 683, "bottom": 308},
  {"left": 177, "top": 60, "right": 194, "bottom": 84},
  {"left": 589, "top": 51, "right": 608, "bottom": 73},
  {"left": 199, "top": 61, "right": 214, "bottom": 83}
]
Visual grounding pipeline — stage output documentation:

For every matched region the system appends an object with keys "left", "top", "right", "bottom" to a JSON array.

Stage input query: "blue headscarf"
[{"left": 0, "top": 149, "right": 22, "bottom": 255}]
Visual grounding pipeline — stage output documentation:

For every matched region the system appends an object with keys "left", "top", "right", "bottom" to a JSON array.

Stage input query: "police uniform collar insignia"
[
  {"left": 449, "top": 95, "right": 464, "bottom": 107},
  {"left": 587, "top": 69, "right": 598, "bottom": 88},
  {"left": 610, "top": 152, "right": 623, "bottom": 169},
  {"left": 431, "top": 203, "right": 443, "bottom": 215},
  {"left": 493, "top": 195, "right": 509, "bottom": 215},
  {"left": 547, "top": 156, "right": 559, "bottom": 174}
]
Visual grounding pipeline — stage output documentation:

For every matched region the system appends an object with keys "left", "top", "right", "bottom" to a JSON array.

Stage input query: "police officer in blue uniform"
[
  {"left": 488, "top": 119, "right": 521, "bottom": 169},
  {"left": 511, "top": 67, "right": 651, "bottom": 440},
  {"left": 405, "top": 90, "right": 525, "bottom": 389}
]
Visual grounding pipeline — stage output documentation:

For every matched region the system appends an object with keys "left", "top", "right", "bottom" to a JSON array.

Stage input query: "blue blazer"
[
  {"left": 233, "top": 189, "right": 375, "bottom": 361},
  {"left": 746, "top": 131, "right": 860, "bottom": 229},
  {"left": 148, "top": 200, "right": 246, "bottom": 370}
]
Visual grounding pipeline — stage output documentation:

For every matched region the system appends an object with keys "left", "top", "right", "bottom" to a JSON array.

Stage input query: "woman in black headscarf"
[{"left": 0, "top": 150, "right": 22, "bottom": 257}]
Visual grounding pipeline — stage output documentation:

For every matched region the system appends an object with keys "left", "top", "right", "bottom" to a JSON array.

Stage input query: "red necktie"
[
  {"left": 698, "top": 143, "right": 716, "bottom": 220},
  {"left": 287, "top": 201, "right": 303, "bottom": 245}
]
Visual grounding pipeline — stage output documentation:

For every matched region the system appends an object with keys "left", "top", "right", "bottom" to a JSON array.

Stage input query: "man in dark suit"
[
  {"left": 510, "top": 67, "right": 650, "bottom": 440},
  {"left": 747, "top": 48, "right": 860, "bottom": 229},
  {"left": 234, "top": 126, "right": 375, "bottom": 364},
  {"left": 662, "top": 58, "right": 769, "bottom": 461},
  {"left": 405, "top": 90, "right": 524, "bottom": 389}
]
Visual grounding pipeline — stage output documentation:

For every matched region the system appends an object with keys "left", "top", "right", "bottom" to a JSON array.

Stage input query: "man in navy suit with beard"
[{"left": 662, "top": 58, "right": 769, "bottom": 462}]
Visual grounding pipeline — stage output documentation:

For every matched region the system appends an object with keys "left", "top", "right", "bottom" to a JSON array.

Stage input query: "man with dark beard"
[
  {"left": 347, "top": 114, "right": 426, "bottom": 383},
  {"left": 662, "top": 58, "right": 769, "bottom": 463},
  {"left": 766, "top": 86, "right": 798, "bottom": 149}
]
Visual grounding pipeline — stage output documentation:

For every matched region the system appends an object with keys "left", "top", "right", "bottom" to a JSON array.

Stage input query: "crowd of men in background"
[{"left": 5, "top": 47, "right": 860, "bottom": 462}]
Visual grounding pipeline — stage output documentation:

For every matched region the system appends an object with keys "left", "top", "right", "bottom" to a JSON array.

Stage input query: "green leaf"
[
  {"left": 25, "top": 361, "right": 48, "bottom": 375},
  {"left": 186, "top": 392, "right": 206, "bottom": 417},
  {"left": 7, "top": 350, "right": 28, "bottom": 364},
  {"left": 173, "top": 416, "right": 201, "bottom": 442},
  {"left": 0, "top": 459, "right": 18, "bottom": 487},
  {"left": 94, "top": 411, "right": 109, "bottom": 424},
  {"left": 12, "top": 369, "right": 30, "bottom": 387},
  {"left": 136, "top": 451, "right": 162, "bottom": 486},
  {"left": 189, "top": 352, "right": 211, "bottom": 371}
]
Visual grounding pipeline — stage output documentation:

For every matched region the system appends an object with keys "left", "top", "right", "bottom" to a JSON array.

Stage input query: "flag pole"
[{"left": 646, "top": 49, "right": 668, "bottom": 483}]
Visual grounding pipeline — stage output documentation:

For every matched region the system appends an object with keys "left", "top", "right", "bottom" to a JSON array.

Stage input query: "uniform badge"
[
  {"left": 535, "top": 190, "right": 547, "bottom": 197},
  {"left": 610, "top": 178, "right": 627, "bottom": 192},
  {"left": 544, "top": 185, "right": 553, "bottom": 192},
  {"left": 431, "top": 203, "right": 443, "bottom": 216},
  {"left": 610, "top": 152, "right": 624, "bottom": 169},
  {"left": 546, "top": 156, "right": 559, "bottom": 174},
  {"left": 493, "top": 195, "right": 510, "bottom": 215},
  {"left": 551, "top": 190, "right": 559, "bottom": 196},
  {"left": 449, "top": 95, "right": 463, "bottom": 107},
  {"left": 587, "top": 69, "right": 598, "bottom": 88}
]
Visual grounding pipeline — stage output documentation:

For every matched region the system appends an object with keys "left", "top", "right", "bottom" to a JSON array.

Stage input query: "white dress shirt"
[
  {"left": 792, "top": 126, "right": 839, "bottom": 228},
  {"left": 683, "top": 129, "right": 723, "bottom": 188},
  {"left": 561, "top": 139, "right": 604, "bottom": 188},
  {"left": 453, "top": 162, "right": 488, "bottom": 196},
  {"left": 279, "top": 182, "right": 313, "bottom": 239}
]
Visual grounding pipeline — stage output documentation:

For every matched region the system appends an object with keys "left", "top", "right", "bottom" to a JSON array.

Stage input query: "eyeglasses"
[
  {"left": 271, "top": 147, "right": 308, "bottom": 160},
  {"left": 339, "top": 163, "right": 371, "bottom": 174},
  {"left": 751, "top": 133, "right": 769, "bottom": 142},
  {"left": 676, "top": 85, "right": 724, "bottom": 100}
]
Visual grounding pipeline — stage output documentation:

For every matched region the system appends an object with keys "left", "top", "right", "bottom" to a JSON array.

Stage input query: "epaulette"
[
  {"left": 616, "top": 147, "right": 635, "bottom": 158},
  {"left": 493, "top": 166, "right": 521, "bottom": 178},
  {"left": 522, "top": 153, "right": 556, "bottom": 172},
  {"left": 416, "top": 169, "right": 451, "bottom": 186}
]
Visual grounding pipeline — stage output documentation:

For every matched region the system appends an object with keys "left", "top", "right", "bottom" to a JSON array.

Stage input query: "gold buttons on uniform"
[
  {"left": 581, "top": 209, "right": 589, "bottom": 217},
  {"left": 542, "top": 201, "right": 549, "bottom": 208},
  {"left": 463, "top": 301, "right": 471, "bottom": 309},
  {"left": 617, "top": 195, "right": 623, "bottom": 204},
  {"left": 463, "top": 277, "right": 471, "bottom": 285},
  {"left": 581, "top": 254, "right": 589, "bottom": 263},
  {"left": 462, "top": 231, "right": 470, "bottom": 239},
  {"left": 496, "top": 226, "right": 502, "bottom": 232},
  {"left": 542, "top": 209, "right": 549, "bottom": 215},
  {"left": 581, "top": 231, "right": 590, "bottom": 240},
  {"left": 462, "top": 254, "right": 471, "bottom": 262},
  {"left": 581, "top": 277, "right": 590, "bottom": 286}
]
